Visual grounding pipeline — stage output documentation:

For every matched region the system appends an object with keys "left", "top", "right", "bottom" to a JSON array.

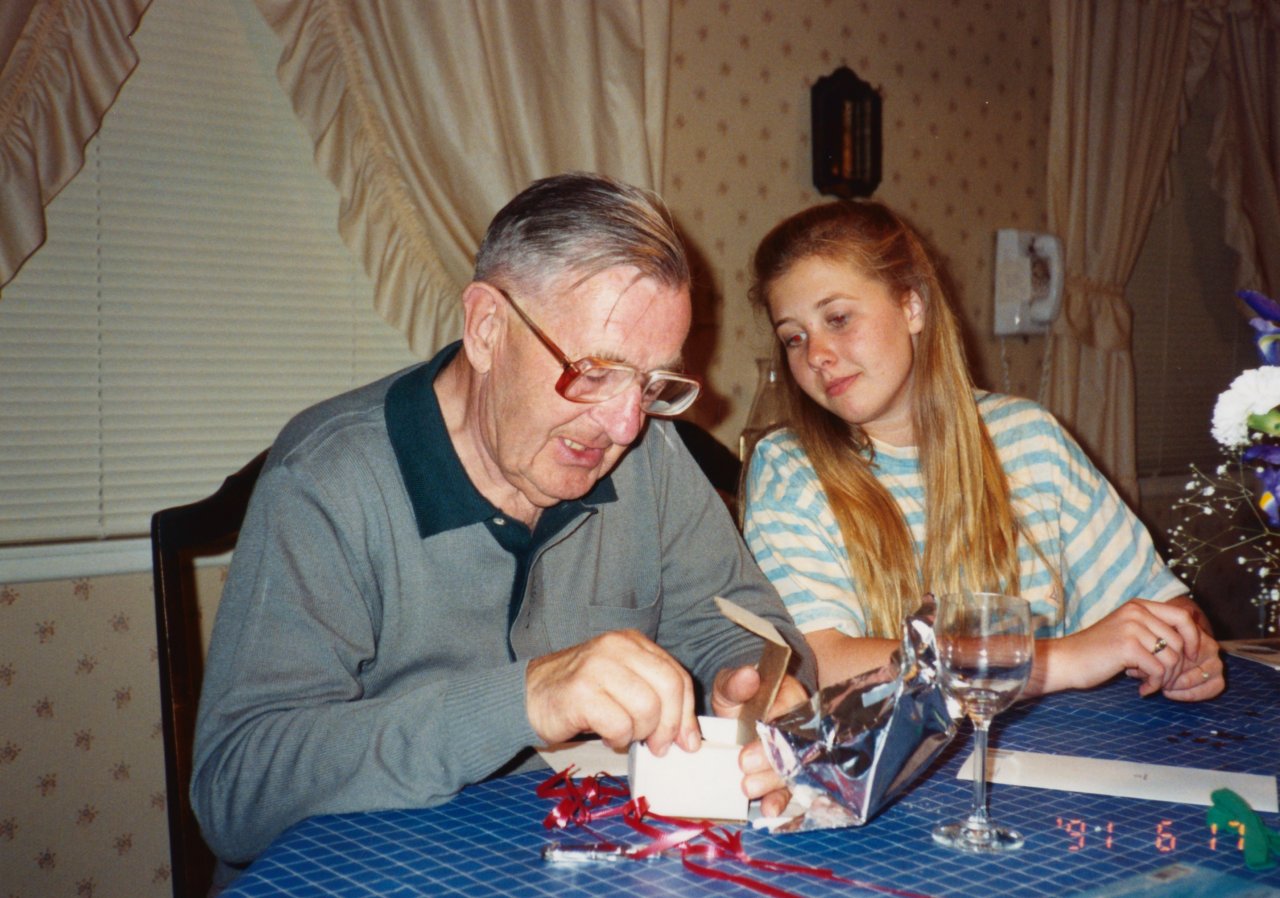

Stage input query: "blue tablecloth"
[{"left": 223, "top": 657, "right": 1280, "bottom": 897}]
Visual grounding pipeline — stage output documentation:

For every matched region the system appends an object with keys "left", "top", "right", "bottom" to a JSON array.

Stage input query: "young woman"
[{"left": 741, "top": 200, "right": 1222, "bottom": 701}]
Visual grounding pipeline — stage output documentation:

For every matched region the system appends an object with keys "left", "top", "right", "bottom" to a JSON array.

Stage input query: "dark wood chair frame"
[{"left": 150, "top": 450, "right": 268, "bottom": 898}]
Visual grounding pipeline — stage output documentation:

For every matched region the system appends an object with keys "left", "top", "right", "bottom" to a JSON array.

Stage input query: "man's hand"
[
  {"left": 712, "top": 665, "right": 809, "bottom": 818},
  {"left": 525, "top": 630, "right": 699, "bottom": 756}
]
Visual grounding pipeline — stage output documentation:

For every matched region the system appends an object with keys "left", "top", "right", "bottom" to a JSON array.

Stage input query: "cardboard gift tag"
[{"left": 713, "top": 597, "right": 792, "bottom": 745}]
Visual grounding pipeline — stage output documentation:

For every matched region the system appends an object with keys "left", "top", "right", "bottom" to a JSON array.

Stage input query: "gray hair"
[{"left": 474, "top": 172, "right": 690, "bottom": 300}]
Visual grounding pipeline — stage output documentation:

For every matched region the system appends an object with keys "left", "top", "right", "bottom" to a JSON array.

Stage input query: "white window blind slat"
[{"left": 0, "top": 0, "right": 421, "bottom": 546}]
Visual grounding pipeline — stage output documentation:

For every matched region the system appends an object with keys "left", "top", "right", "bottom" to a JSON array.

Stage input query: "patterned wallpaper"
[
  {"left": 0, "top": 568, "right": 224, "bottom": 898},
  {"left": 0, "top": 2, "right": 1050, "bottom": 895},
  {"left": 665, "top": 0, "right": 1051, "bottom": 448}
]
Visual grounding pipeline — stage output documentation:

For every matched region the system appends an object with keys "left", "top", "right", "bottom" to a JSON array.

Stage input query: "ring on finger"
[
  {"left": 1151, "top": 637, "right": 1168, "bottom": 655},
  {"left": 1197, "top": 666, "right": 1211, "bottom": 682}
]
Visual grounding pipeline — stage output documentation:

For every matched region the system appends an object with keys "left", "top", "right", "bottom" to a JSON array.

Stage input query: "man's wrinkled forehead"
[{"left": 570, "top": 273, "right": 690, "bottom": 366}]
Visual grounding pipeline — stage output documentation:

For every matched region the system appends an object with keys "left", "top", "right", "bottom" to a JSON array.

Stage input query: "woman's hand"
[
  {"left": 1154, "top": 596, "right": 1224, "bottom": 701},
  {"left": 1030, "top": 596, "right": 1222, "bottom": 700}
]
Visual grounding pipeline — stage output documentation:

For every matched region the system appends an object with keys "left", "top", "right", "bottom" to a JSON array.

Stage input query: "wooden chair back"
[{"left": 150, "top": 450, "right": 268, "bottom": 898}]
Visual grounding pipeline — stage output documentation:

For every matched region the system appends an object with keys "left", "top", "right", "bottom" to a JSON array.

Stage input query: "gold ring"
[
  {"left": 1151, "top": 637, "right": 1168, "bottom": 655},
  {"left": 1200, "top": 668, "right": 1211, "bottom": 682}
]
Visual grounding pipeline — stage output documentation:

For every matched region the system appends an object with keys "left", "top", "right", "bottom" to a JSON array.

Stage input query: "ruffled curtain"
[
  {"left": 1203, "top": 0, "right": 1280, "bottom": 296},
  {"left": 1045, "top": 0, "right": 1280, "bottom": 501},
  {"left": 0, "top": 0, "right": 152, "bottom": 289},
  {"left": 252, "top": 0, "right": 672, "bottom": 356},
  {"left": 1045, "top": 0, "right": 1207, "bottom": 502}
]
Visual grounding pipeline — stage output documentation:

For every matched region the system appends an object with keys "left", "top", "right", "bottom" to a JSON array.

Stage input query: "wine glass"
[{"left": 932, "top": 591, "right": 1034, "bottom": 852}]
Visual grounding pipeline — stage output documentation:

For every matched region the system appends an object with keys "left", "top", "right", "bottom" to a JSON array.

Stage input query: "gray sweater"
[{"left": 191, "top": 345, "right": 815, "bottom": 866}]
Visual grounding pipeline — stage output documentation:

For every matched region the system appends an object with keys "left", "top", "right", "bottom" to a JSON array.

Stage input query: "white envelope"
[{"left": 959, "top": 748, "right": 1279, "bottom": 813}]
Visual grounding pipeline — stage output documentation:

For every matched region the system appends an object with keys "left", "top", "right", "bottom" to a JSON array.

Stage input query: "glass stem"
[{"left": 969, "top": 719, "right": 991, "bottom": 826}]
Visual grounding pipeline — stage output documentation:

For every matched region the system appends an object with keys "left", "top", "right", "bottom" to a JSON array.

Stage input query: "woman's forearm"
[{"left": 805, "top": 629, "right": 900, "bottom": 689}]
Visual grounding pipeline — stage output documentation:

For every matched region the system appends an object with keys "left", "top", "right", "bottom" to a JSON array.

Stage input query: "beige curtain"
[
  {"left": 1045, "top": 0, "right": 1208, "bottom": 502},
  {"left": 1203, "top": 1, "right": 1280, "bottom": 296},
  {"left": 0, "top": 0, "right": 152, "bottom": 289},
  {"left": 253, "top": 0, "right": 672, "bottom": 357}
]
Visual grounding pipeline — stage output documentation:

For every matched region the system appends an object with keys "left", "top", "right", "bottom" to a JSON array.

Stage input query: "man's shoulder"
[
  {"left": 617, "top": 419, "right": 696, "bottom": 492},
  {"left": 272, "top": 363, "right": 426, "bottom": 463},
  {"left": 608, "top": 419, "right": 731, "bottom": 515}
]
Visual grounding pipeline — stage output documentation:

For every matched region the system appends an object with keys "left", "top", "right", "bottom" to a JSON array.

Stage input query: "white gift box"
[
  {"left": 627, "top": 598, "right": 795, "bottom": 821},
  {"left": 541, "top": 598, "right": 794, "bottom": 822},
  {"left": 627, "top": 715, "right": 748, "bottom": 821}
]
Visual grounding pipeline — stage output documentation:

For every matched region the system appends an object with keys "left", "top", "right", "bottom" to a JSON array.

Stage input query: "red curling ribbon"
[
  {"left": 645, "top": 813, "right": 934, "bottom": 898},
  {"left": 536, "top": 766, "right": 629, "bottom": 830},
  {"left": 537, "top": 768, "right": 934, "bottom": 898}
]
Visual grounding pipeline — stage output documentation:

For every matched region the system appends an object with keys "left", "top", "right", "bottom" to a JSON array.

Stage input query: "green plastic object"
[{"left": 1205, "top": 788, "right": 1280, "bottom": 871}]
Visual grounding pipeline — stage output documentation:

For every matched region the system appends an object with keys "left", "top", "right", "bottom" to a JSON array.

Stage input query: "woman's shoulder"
[
  {"left": 750, "top": 427, "right": 820, "bottom": 489},
  {"left": 975, "top": 389, "right": 1051, "bottom": 418},
  {"left": 752, "top": 427, "right": 803, "bottom": 460},
  {"left": 747, "top": 427, "right": 836, "bottom": 519},
  {"left": 976, "top": 392, "right": 1099, "bottom": 488},
  {"left": 975, "top": 391, "right": 1066, "bottom": 440}
]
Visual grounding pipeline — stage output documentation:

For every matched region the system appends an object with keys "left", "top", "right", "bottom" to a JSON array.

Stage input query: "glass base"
[{"left": 932, "top": 819, "right": 1024, "bottom": 853}]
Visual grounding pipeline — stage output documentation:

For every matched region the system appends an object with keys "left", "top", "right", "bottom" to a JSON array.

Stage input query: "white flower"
[{"left": 1211, "top": 367, "right": 1280, "bottom": 448}]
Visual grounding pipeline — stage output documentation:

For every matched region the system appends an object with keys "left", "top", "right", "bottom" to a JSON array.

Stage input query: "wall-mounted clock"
[{"left": 811, "top": 66, "right": 882, "bottom": 198}]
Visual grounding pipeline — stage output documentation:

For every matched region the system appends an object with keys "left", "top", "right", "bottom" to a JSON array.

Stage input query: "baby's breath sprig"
[
  {"left": 1169, "top": 452, "right": 1278, "bottom": 570},
  {"left": 1167, "top": 440, "right": 1280, "bottom": 636}
]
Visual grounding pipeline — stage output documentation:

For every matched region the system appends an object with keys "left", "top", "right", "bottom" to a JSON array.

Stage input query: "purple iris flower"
[
  {"left": 1244, "top": 444, "right": 1280, "bottom": 466},
  {"left": 1243, "top": 442, "right": 1280, "bottom": 527},
  {"left": 1240, "top": 290, "right": 1280, "bottom": 365}
]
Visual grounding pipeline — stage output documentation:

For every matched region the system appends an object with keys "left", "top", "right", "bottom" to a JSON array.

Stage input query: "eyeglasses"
[{"left": 493, "top": 285, "right": 701, "bottom": 417}]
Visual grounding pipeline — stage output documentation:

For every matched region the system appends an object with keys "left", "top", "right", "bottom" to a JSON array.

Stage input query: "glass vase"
[{"left": 736, "top": 356, "right": 787, "bottom": 525}]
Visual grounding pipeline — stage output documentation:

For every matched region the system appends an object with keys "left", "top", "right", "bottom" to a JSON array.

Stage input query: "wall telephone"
[{"left": 993, "top": 229, "right": 1063, "bottom": 336}]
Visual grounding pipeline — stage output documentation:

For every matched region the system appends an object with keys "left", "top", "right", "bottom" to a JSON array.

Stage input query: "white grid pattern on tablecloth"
[{"left": 224, "top": 661, "right": 1280, "bottom": 898}]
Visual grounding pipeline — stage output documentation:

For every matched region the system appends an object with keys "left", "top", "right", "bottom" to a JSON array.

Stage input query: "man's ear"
[{"left": 460, "top": 282, "right": 504, "bottom": 374}]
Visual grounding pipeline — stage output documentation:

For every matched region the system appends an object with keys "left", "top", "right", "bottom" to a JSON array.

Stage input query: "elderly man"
[{"left": 192, "top": 173, "right": 815, "bottom": 884}]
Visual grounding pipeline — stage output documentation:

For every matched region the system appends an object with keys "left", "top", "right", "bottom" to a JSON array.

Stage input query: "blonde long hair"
[{"left": 749, "top": 201, "right": 1021, "bottom": 637}]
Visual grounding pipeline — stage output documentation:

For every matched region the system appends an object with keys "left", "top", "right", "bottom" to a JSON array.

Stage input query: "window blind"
[{"left": 0, "top": 0, "right": 421, "bottom": 546}]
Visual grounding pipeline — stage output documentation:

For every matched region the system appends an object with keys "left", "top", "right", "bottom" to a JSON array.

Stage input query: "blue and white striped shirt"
[{"left": 742, "top": 392, "right": 1186, "bottom": 638}]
